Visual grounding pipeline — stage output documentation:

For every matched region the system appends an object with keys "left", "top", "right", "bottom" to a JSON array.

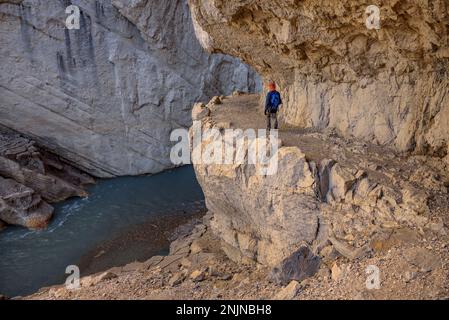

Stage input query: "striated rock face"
[
  {"left": 195, "top": 145, "right": 321, "bottom": 266},
  {"left": 191, "top": 94, "right": 449, "bottom": 270},
  {"left": 0, "top": 0, "right": 261, "bottom": 177},
  {"left": 189, "top": 0, "right": 449, "bottom": 156},
  {"left": 0, "top": 127, "right": 94, "bottom": 230}
]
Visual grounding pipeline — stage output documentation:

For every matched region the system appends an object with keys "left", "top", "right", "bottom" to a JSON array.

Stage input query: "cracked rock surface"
[{"left": 192, "top": 94, "right": 449, "bottom": 269}]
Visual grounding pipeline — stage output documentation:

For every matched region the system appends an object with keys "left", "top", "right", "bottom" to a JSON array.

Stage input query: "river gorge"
[
  {"left": 0, "top": 166, "right": 204, "bottom": 297},
  {"left": 1, "top": 0, "right": 449, "bottom": 301}
]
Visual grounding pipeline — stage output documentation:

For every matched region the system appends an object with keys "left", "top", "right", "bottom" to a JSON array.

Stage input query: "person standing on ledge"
[{"left": 264, "top": 81, "right": 283, "bottom": 131}]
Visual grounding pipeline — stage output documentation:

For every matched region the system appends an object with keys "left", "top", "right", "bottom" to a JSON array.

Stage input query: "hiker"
[{"left": 264, "top": 81, "right": 283, "bottom": 131}]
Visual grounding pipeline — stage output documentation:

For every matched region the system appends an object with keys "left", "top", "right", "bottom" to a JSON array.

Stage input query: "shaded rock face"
[
  {"left": 270, "top": 245, "right": 321, "bottom": 286},
  {"left": 0, "top": 127, "right": 93, "bottom": 230},
  {"left": 0, "top": 0, "right": 261, "bottom": 178},
  {"left": 189, "top": 0, "right": 449, "bottom": 156}
]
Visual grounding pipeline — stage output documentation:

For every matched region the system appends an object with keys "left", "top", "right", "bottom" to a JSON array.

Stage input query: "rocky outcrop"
[
  {"left": 189, "top": 0, "right": 449, "bottom": 156},
  {"left": 191, "top": 94, "right": 449, "bottom": 272},
  {"left": 0, "top": 0, "right": 261, "bottom": 178},
  {"left": 0, "top": 127, "right": 93, "bottom": 230}
]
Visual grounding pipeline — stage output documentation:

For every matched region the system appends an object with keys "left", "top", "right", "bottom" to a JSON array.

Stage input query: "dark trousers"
[{"left": 266, "top": 112, "right": 278, "bottom": 130}]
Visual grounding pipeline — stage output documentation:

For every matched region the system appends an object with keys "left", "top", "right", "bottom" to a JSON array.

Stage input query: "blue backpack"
[{"left": 269, "top": 91, "right": 281, "bottom": 112}]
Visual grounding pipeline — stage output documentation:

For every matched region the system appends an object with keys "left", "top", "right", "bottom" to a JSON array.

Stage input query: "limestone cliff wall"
[
  {"left": 0, "top": 0, "right": 261, "bottom": 177},
  {"left": 189, "top": 0, "right": 449, "bottom": 158}
]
